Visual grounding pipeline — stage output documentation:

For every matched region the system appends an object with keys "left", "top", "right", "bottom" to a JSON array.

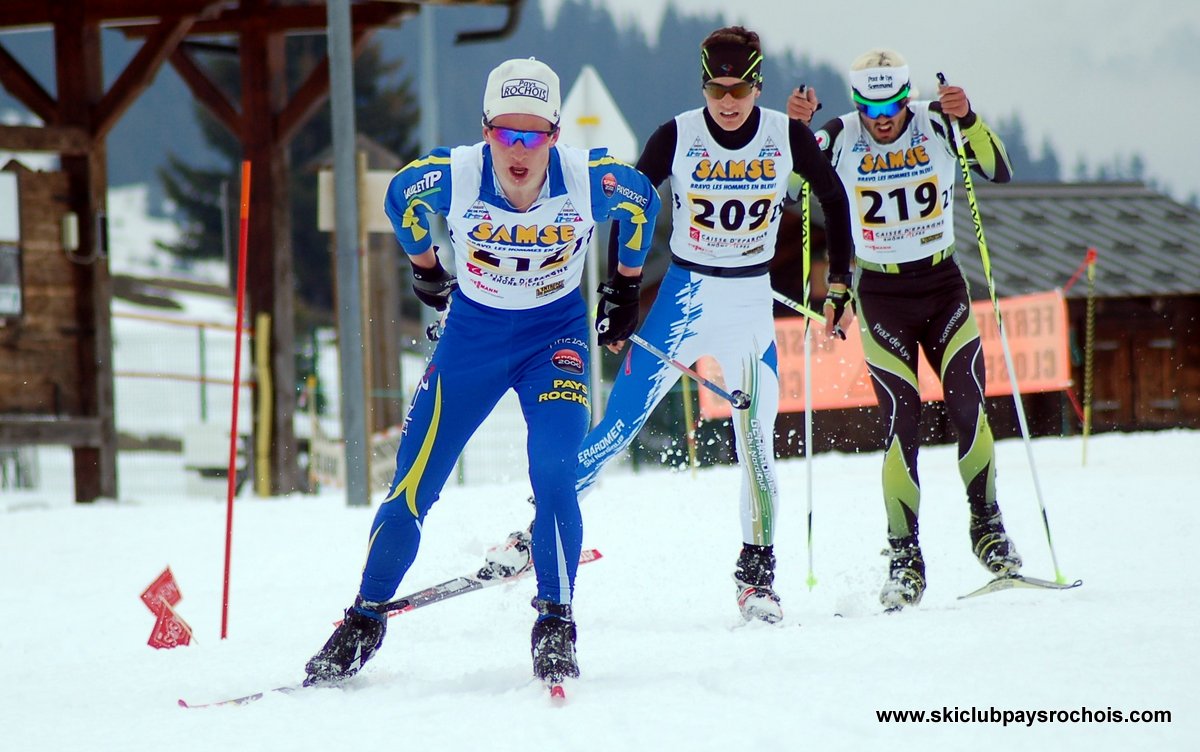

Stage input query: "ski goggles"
[
  {"left": 486, "top": 123, "right": 558, "bottom": 149},
  {"left": 853, "top": 84, "right": 910, "bottom": 119},
  {"left": 702, "top": 80, "right": 757, "bottom": 100}
]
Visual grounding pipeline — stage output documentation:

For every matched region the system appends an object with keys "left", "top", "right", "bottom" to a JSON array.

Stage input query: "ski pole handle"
[
  {"left": 797, "top": 83, "right": 822, "bottom": 112},
  {"left": 425, "top": 305, "right": 450, "bottom": 341},
  {"left": 629, "top": 334, "right": 751, "bottom": 410}
]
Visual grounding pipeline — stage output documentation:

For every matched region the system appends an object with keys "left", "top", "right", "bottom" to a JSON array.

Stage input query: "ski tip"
[
  {"left": 578, "top": 548, "right": 603, "bottom": 564},
  {"left": 177, "top": 699, "right": 191, "bottom": 708},
  {"left": 548, "top": 683, "right": 567, "bottom": 703}
]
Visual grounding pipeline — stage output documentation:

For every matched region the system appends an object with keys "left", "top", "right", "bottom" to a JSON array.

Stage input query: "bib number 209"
[{"left": 692, "top": 196, "right": 776, "bottom": 232}]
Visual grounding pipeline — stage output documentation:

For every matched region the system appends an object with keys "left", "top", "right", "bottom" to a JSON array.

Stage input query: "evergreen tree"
[{"left": 158, "top": 39, "right": 420, "bottom": 321}]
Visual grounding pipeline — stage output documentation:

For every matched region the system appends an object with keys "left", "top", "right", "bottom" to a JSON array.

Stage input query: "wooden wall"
[
  {"left": 0, "top": 162, "right": 83, "bottom": 416},
  {"left": 1069, "top": 295, "right": 1200, "bottom": 431}
]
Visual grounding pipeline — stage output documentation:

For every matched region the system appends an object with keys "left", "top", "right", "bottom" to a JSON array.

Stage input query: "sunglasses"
[
  {"left": 487, "top": 124, "right": 557, "bottom": 149},
  {"left": 702, "top": 80, "right": 757, "bottom": 100},
  {"left": 853, "top": 84, "right": 910, "bottom": 119},
  {"left": 856, "top": 99, "right": 907, "bottom": 119}
]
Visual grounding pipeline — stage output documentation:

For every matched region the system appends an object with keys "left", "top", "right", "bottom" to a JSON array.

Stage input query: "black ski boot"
[
  {"left": 880, "top": 536, "right": 926, "bottom": 611},
  {"left": 733, "top": 543, "right": 783, "bottom": 623},
  {"left": 304, "top": 596, "right": 386, "bottom": 686},
  {"left": 970, "top": 507, "right": 1022, "bottom": 575},
  {"left": 530, "top": 598, "right": 579, "bottom": 684}
]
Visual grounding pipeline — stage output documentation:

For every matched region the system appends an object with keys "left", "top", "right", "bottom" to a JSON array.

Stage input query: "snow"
[
  {"left": 3, "top": 428, "right": 1196, "bottom": 750},
  {"left": 3, "top": 176, "right": 1193, "bottom": 750}
]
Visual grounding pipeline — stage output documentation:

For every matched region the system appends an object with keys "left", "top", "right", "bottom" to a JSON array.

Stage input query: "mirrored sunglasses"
[
  {"left": 487, "top": 124, "right": 557, "bottom": 148},
  {"left": 702, "top": 80, "right": 757, "bottom": 100},
  {"left": 855, "top": 99, "right": 906, "bottom": 119},
  {"left": 852, "top": 84, "right": 910, "bottom": 119}
]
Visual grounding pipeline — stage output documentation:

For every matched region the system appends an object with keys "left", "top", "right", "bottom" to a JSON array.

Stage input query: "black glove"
[
  {"left": 595, "top": 270, "right": 642, "bottom": 345},
  {"left": 412, "top": 257, "right": 457, "bottom": 311},
  {"left": 824, "top": 287, "right": 851, "bottom": 340}
]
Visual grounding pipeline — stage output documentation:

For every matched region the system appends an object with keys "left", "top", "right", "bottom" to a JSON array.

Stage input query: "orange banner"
[{"left": 698, "top": 289, "right": 1070, "bottom": 420}]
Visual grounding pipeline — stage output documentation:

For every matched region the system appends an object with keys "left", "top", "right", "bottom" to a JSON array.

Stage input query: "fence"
[{"left": 112, "top": 309, "right": 254, "bottom": 443}]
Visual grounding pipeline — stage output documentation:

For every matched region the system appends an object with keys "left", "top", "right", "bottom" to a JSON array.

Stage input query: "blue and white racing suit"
[
  {"left": 577, "top": 106, "right": 852, "bottom": 548},
  {"left": 359, "top": 142, "right": 658, "bottom": 606}
]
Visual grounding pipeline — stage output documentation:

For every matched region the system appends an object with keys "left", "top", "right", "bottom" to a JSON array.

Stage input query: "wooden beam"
[
  {"left": 0, "top": 0, "right": 221, "bottom": 28},
  {"left": 93, "top": 15, "right": 197, "bottom": 141},
  {"left": 0, "top": 124, "right": 90, "bottom": 154},
  {"left": 120, "top": 2, "right": 412, "bottom": 37},
  {"left": 0, "top": 418, "right": 102, "bottom": 447},
  {"left": 275, "top": 28, "right": 374, "bottom": 146},
  {"left": 0, "top": 40, "right": 59, "bottom": 123},
  {"left": 169, "top": 46, "right": 243, "bottom": 140}
]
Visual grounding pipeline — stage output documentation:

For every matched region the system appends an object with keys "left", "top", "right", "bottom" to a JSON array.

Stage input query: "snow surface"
[{"left": 2, "top": 429, "right": 1197, "bottom": 751}]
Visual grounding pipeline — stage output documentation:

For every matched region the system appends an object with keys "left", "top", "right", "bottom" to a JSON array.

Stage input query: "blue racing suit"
[{"left": 359, "top": 142, "right": 658, "bottom": 605}]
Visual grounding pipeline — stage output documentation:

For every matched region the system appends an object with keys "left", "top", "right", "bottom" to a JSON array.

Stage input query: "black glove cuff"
[
  {"left": 827, "top": 272, "right": 852, "bottom": 287},
  {"left": 412, "top": 257, "right": 452, "bottom": 282},
  {"left": 598, "top": 270, "right": 642, "bottom": 302}
]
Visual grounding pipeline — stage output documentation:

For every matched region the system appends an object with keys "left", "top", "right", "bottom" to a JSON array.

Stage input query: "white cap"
[
  {"left": 482, "top": 57, "right": 561, "bottom": 127},
  {"left": 849, "top": 49, "right": 915, "bottom": 102}
]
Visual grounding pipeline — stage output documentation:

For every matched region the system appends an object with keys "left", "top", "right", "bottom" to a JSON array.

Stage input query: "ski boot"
[
  {"left": 733, "top": 543, "right": 783, "bottom": 624},
  {"left": 531, "top": 598, "right": 579, "bottom": 684},
  {"left": 477, "top": 524, "right": 533, "bottom": 581},
  {"left": 304, "top": 596, "right": 386, "bottom": 686},
  {"left": 880, "top": 536, "right": 926, "bottom": 611},
  {"left": 970, "top": 507, "right": 1022, "bottom": 575}
]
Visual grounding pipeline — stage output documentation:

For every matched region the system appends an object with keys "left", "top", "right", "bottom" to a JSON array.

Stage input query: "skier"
[
  {"left": 787, "top": 49, "right": 1022, "bottom": 610},
  {"left": 304, "top": 57, "right": 660, "bottom": 687},
  {"left": 484, "top": 27, "right": 854, "bottom": 624}
]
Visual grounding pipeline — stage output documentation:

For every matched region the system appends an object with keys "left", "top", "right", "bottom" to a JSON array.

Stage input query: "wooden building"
[{"left": 0, "top": 0, "right": 524, "bottom": 501}]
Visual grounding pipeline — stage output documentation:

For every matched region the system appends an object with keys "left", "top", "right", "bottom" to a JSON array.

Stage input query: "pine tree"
[{"left": 158, "top": 38, "right": 420, "bottom": 320}]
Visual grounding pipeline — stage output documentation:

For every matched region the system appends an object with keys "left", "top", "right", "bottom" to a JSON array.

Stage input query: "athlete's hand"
[
  {"left": 595, "top": 270, "right": 642, "bottom": 351},
  {"left": 937, "top": 83, "right": 971, "bottom": 119},
  {"left": 787, "top": 85, "right": 820, "bottom": 125},
  {"left": 823, "top": 285, "right": 853, "bottom": 340},
  {"left": 411, "top": 253, "right": 457, "bottom": 311}
]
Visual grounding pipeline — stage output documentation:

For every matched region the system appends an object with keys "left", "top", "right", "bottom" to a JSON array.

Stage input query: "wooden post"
[
  {"left": 254, "top": 311, "right": 273, "bottom": 497},
  {"left": 241, "top": 15, "right": 301, "bottom": 495},
  {"left": 55, "top": 6, "right": 117, "bottom": 502}
]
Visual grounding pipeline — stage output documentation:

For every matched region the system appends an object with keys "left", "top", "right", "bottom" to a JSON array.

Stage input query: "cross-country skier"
[
  {"left": 787, "top": 49, "right": 1022, "bottom": 610},
  {"left": 304, "top": 57, "right": 659, "bottom": 687},
  {"left": 483, "top": 27, "right": 854, "bottom": 624}
]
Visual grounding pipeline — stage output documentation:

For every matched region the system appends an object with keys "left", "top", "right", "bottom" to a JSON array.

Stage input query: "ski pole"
[
  {"left": 799, "top": 164, "right": 817, "bottom": 591},
  {"left": 938, "top": 72, "right": 1065, "bottom": 583},
  {"left": 629, "top": 333, "right": 751, "bottom": 410},
  {"left": 425, "top": 303, "right": 451, "bottom": 341},
  {"left": 771, "top": 290, "right": 825, "bottom": 324}
]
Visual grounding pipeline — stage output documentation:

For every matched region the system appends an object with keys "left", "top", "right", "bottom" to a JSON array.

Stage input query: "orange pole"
[{"left": 222, "top": 161, "right": 251, "bottom": 639}]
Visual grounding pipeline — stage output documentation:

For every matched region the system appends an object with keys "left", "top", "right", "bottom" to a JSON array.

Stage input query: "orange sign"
[{"left": 699, "top": 289, "right": 1070, "bottom": 419}]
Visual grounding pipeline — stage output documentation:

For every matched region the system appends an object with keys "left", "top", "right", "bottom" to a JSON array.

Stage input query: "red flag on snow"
[
  {"left": 148, "top": 602, "right": 194, "bottom": 649},
  {"left": 140, "top": 567, "right": 182, "bottom": 616}
]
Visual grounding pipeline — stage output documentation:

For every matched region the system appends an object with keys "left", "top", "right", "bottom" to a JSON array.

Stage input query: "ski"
[
  {"left": 181, "top": 551, "right": 602, "bottom": 708},
  {"left": 340, "top": 548, "right": 603, "bottom": 623},
  {"left": 547, "top": 682, "right": 567, "bottom": 704},
  {"left": 179, "top": 684, "right": 304, "bottom": 709},
  {"left": 958, "top": 573, "right": 1083, "bottom": 600}
]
